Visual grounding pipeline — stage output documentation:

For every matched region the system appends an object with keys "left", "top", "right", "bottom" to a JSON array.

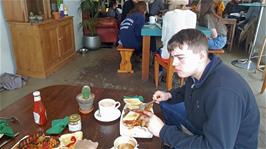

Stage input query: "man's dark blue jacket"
[{"left": 160, "top": 56, "right": 260, "bottom": 148}]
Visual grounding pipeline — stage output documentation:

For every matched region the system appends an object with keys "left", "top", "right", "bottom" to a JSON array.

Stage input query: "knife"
[{"left": 0, "top": 132, "right": 20, "bottom": 148}]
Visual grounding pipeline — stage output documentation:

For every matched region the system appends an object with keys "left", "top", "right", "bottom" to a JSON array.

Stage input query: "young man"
[{"left": 143, "top": 29, "right": 260, "bottom": 148}]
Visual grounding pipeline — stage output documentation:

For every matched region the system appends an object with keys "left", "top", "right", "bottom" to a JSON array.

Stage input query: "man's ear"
[{"left": 199, "top": 50, "right": 208, "bottom": 61}]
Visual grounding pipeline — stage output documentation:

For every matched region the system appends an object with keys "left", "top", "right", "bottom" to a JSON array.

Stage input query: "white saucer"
[
  {"left": 94, "top": 109, "right": 121, "bottom": 122},
  {"left": 148, "top": 22, "right": 156, "bottom": 25}
]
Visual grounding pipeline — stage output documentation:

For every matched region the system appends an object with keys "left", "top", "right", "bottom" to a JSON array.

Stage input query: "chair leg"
[
  {"left": 166, "top": 67, "right": 174, "bottom": 91},
  {"left": 154, "top": 57, "right": 159, "bottom": 89},
  {"left": 261, "top": 68, "right": 266, "bottom": 94}
]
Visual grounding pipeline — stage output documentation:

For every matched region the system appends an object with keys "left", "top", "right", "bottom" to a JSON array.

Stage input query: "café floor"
[{"left": 0, "top": 46, "right": 265, "bottom": 148}]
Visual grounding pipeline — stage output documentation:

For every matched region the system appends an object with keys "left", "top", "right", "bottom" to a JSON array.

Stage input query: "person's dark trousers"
[
  {"left": 160, "top": 101, "right": 201, "bottom": 149},
  {"left": 150, "top": 36, "right": 157, "bottom": 53}
]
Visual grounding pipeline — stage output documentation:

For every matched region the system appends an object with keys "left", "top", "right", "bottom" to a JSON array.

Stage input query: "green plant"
[
  {"left": 81, "top": 85, "right": 91, "bottom": 99},
  {"left": 80, "top": 0, "right": 102, "bottom": 36}
]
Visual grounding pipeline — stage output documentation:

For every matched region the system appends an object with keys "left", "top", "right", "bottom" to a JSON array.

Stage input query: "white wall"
[
  {"left": 64, "top": 0, "right": 83, "bottom": 50},
  {"left": 0, "top": 1, "right": 83, "bottom": 75},
  {"left": 0, "top": 2, "right": 15, "bottom": 74}
]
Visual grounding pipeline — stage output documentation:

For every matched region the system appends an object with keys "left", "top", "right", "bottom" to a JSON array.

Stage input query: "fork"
[
  {"left": 139, "top": 100, "right": 155, "bottom": 110},
  {"left": 0, "top": 132, "right": 20, "bottom": 148}
]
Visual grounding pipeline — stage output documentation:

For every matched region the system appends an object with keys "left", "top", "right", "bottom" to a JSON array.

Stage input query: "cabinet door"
[
  {"left": 58, "top": 18, "right": 75, "bottom": 58},
  {"left": 2, "top": 0, "right": 51, "bottom": 22},
  {"left": 40, "top": 23, "right": 61, "bottom": 69},
  {"left": 2, "top": 0, "right": 28, "bottom": 22}
]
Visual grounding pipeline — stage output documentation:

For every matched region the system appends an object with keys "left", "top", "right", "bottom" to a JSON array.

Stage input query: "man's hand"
[
  {"left": 152, "top": 90, "right": 172, "bottom": 104},
  {"left": 140, "top": 111, "right": 164, "bottom": 137},
  {"left": 211, "top": 28, "right": 218, "bottom": 39}
]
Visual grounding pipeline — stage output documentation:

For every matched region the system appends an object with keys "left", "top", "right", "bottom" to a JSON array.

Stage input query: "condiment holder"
[{"left": 76, "top": 86, "right": 94, "bottom": 114}]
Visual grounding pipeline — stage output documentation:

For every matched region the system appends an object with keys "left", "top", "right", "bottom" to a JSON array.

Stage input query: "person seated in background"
[
  {"left": 234, "top": 0, "right": 261, "bottom": 47},
  {"left": 214, "top": 0, "right": 225, "bottom": 16},
  {"left": 121, "top": 0, "right": 139, "bottom": 21},
  {"left": 223, "top": 0, "right": 249, "bottom": 19},
  {"left": 141, "top": 29, "right": 260, "bottom": 149},
  {"left": 148, "top": 0, "right": 165, "bottom": 16},
  {"left": 198, "top": 1, "right": 227, "bottom": 50},
  {"left": 118, "top": 1, "right": 147, "bottom": 57},
  {"left": 107, "top": 0, "right": 122, "bottom": 21},
  {"left": 192, "top": 0, "right": 224, "bottom": 16},
  {"left": 160, "top": 0, "right": 196, "bottom": 59}
]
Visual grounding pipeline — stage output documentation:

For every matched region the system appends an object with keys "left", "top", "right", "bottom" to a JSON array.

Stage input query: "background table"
[
  {"left": 141, "top": 24, "right": 211, "bottom": 80},
  {"left": 231, "top": 3, "right": 266, "bottom": 71},
  {"left": 0, "top": 85, "right": 162, "bottom": 149}
]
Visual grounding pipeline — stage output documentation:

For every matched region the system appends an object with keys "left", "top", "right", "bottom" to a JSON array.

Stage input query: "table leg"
[{"left": 142, "top": 36, "right": 151, "bottom": 80}]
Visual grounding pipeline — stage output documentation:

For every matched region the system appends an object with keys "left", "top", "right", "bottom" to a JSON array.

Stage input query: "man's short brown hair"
[{"left": 167, "top": 29, "right": 208, "bottom": 54}]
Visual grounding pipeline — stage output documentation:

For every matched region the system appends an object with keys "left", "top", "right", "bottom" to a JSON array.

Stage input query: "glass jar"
[{"left": 68, "top": 114, "right": 81, "bottom": 132}]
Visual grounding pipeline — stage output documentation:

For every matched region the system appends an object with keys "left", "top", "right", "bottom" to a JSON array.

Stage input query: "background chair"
[
  {"left": 208, "top": 49, "right": 225, "bottom": 55},
  {"left": 154, "top": 54, "right": 184, "bottom": 91},
  {"left": 261, "top": 64, "right": 266, "bottom": 94},
  {"left": 221, "top": 18, "right": 237, "bottom": 52},
  {"left": 256, "top": 36, "right": 266, "bottom": 72},
  {"left": 96, "top": 17, "right": 119, "bottom": 45}
]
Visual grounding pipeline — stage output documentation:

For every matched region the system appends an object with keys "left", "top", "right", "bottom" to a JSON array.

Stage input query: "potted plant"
[
  {"left": 76, "top": 85, "right": 95, "bottom": 114},
  {"left": 80, "top": 0, "right": 101, "bottom": 50}
]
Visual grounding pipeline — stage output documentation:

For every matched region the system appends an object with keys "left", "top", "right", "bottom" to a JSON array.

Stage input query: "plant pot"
[
  {"left": 76, "top": 93, "right": 95, "bottom": 114},
  {"left": 53, "top": 12, "right": 60, "bottom": 20},
  {"left": 83, "top": 35, "right": 101, "bottom": 50}
]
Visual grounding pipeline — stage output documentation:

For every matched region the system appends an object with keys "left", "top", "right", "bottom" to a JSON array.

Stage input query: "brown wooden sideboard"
[
  {"left": 2, "top": 0, "right": 75, "bottom": 78},
  {"left": 8, "top": 17, "right": 75, "bottom": 78}
]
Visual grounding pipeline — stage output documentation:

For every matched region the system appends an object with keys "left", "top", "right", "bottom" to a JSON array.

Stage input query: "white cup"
[
  {"left": 114, "top": 136, "right": 137, "bottom": 149},
  {"left": 149, "top": 16, "right": 157, "bottom": 24},
  {"left": 98, "top": 98, "right": 120, "bottom": 118}
]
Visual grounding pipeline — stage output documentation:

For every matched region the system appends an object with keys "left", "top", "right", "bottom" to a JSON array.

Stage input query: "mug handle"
[{"left": 115, "top": 102, "right": 120, "bottom": 109}]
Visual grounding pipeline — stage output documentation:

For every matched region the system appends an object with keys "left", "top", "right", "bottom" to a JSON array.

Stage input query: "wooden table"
[
  {"left": 141, "top": 24, "right": 211, "bottom": 80},
  {"left": 0, "top": 85, "right": 162, "bottom": 149}
]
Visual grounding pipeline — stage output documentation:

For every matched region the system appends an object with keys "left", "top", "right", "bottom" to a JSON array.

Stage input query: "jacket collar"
[{"left": 191, "top": 55, "right": 222, "bottom": 88}]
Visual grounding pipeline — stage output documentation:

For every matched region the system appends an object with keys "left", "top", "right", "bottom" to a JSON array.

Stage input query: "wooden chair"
[
  {"left": 117, "top": 45, "right": 134, "bottom": 73},
  {"left": 154, "top": 49, "right": 224, "bottom": 90},
  {"left": 261, "top": 64, "right": 266, "bottom": 94},
  {"left": 208, "top": 49, "right": 225, "bottom": 55},
  {"left": 221, "top": 18, "right": 237, "bottom": 52},
  {"left": 256, "top": 36, "right": 266, "bottom": 72},
  {"left": 154, "top": 54, "right": 184, "bottom": 91}
]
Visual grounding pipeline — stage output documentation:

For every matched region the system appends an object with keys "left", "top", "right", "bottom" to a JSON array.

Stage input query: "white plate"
[
  {"left": 94, "top": 109, "right": 121, "bottom": 122},
  {"left": 0, "top": 134, "right": 3, "bottom": 139},
  {"left": 119, "top": 105, "right": 153, "bottom": 138}
]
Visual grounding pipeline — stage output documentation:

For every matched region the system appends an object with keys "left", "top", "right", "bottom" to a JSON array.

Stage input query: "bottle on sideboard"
[{"left": 33, "top": 91, "right": 47, "bottom": 125}]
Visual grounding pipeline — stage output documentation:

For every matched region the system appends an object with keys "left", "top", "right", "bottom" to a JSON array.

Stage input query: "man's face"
[{"left": 170, "top": 45, "right": 202, "bottom": 78}]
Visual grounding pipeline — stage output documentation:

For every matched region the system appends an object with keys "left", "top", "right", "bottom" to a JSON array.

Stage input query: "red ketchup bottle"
[{"left": 33, "top": 91, "right": 47, "bottom": 125}]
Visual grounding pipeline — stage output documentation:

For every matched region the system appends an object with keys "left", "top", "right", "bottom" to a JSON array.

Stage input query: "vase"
[
  {"left": 83, "top": 35, "right": 101, "bottom": 50},
  {"left": 76, "top": 93, "right": 95, "bottom": 114},
  {"left": 53, "top": 12, "right": 60, "bottom": 20}
]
